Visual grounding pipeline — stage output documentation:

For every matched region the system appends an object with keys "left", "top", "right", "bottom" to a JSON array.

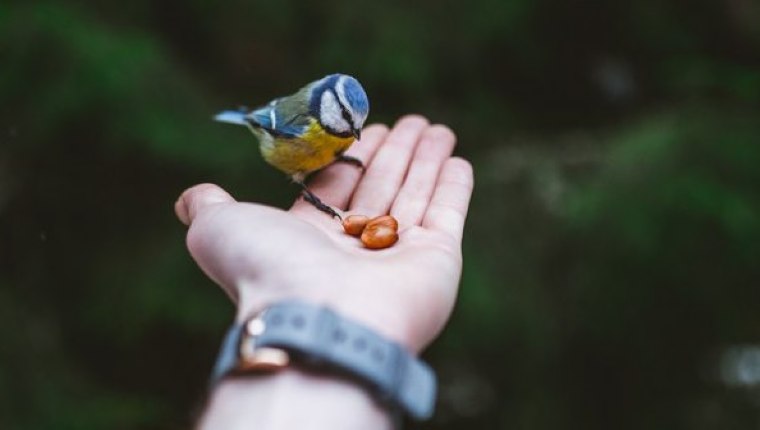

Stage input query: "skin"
[{"left": 175, "top": 115, "right": 474, "bottom": 429}]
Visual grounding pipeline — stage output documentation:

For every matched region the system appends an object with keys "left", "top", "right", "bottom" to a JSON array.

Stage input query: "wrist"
[
  {"left": 234, "top": 278, "right": 422, "bottom": 353},
  {"left": 199, "top": 368, "right": 392, "bottom": 430},
  {"left": 212, "top": 298, "right": 438, "bottom": 422}
]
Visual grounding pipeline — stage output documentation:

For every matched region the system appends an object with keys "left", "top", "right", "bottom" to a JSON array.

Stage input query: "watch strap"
[{"left": 210, "top": 300, "right": 436, "bottom": 421}]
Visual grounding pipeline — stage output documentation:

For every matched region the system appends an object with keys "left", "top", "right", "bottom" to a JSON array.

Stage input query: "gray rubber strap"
[
  {"left": 210, "top": 321, "right": 244, "bottom": 385},
  {"left": 211, "top": 300, "right": 437, "bottom": 421}
]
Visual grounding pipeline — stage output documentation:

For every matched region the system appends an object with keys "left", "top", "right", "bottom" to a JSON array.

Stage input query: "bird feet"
[
  {"left": 298, "top": 184, "right": 342, "bottom": 220},
  {"left": 334, "top": 154, "right": 366, "bottom": 173}
]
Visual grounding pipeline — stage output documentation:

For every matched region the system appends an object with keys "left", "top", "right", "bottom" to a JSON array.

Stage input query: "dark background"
[{"left": 2, "top": 0, "right": 760, "bottom": 428}]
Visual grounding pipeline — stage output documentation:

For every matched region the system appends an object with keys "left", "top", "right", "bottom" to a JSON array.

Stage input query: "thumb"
[
  {"left": 175, "top": 183, "right": 236, "bottom": 225},
  {"left": 175, "top": 183, "right": 239, "bottom": 302}
]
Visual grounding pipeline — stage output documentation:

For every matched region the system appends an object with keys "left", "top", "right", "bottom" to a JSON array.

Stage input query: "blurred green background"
[{"left": 2, "top": 0, "right": 760, "bottom": 428}]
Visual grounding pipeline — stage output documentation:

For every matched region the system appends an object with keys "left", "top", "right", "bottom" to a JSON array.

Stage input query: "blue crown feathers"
[
  {"left": 341, "top": 76, "right": 369, "bottom": 115},
  {"left": 308, "top": 74, "right": 369, "bottom": 117}
]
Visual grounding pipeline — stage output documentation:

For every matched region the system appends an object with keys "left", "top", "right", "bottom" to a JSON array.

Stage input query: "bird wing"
[
  {"left": 247, "top": 88, "right": 313, "bottom": 138},
  {"left": 214, "top": 103, "right": 311, "bottom": 138},
  {"left": 214, "top": 83, "right": 315, "bottom": 137}
]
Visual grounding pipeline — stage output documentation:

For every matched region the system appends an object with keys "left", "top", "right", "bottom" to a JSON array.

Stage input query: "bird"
[{"left": 214, "top": 73, "right": 370, "bottom": 219}]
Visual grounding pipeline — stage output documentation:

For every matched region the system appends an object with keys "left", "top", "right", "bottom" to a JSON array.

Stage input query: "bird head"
[{"left": 311, "top": 74, "right": 369, "bottom": 140}]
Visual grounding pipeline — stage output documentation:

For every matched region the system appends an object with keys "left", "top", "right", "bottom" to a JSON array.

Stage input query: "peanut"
[
  {"left": 361, "top": 224, "right": 399, "bottom": 249},
  {"left": 366, "top": 215, "right": 399, "bottom": 231},
  {"left": 342, "top": 215, "right": 370, "bottom": 237}
]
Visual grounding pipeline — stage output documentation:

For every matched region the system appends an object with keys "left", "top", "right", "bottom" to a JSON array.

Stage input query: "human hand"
[{"left": 175, "top": 115, "right": 474, "bottom": 353}]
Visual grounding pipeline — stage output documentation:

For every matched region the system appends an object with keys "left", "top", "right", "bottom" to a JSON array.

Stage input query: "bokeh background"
[{"left": 2, "top": 0, "right": 760, "bottom": 428}]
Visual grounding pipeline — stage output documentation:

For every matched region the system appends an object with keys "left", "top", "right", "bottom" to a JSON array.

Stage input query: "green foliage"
[{"left": 1, "top": 0, "right": 759, "bottom": 429}]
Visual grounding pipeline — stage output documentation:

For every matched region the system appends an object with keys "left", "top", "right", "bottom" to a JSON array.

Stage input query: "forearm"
[{"left": 197, "top": 369, "right": 393, "bottom": 430}]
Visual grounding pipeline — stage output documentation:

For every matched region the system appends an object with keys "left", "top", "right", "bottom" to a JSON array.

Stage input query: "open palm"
[{"left": 176, "top": 116, "right": 474, "bottom": 352}]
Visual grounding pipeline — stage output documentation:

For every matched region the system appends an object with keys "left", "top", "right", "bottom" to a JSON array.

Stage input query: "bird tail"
[{"left": 213, "top": 110, "right": 249, "bottom": 126}]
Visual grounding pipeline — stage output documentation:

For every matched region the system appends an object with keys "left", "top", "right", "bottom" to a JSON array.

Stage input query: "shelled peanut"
[
  {"left": 342, "top": 215, "right": 370, "bottom": 237},
  {"left": 342, "top": 214, "right": 399, "bottom": 249}
]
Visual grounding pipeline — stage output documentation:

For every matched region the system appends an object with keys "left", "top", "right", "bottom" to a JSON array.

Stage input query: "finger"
[
  {"left": 390, "top": 124, "right": 457, "bottom": 226},
  {"left": 349, "top": 115, "right": 429, "bottom": 215},
  {"left": 290, "top": 124, "right": 388, "bottom": 212},
  {"left": 422, "top": 157, "right": 474, "bottom": 242},
  {"left": 175, "top": 183, "right": 236, "bottom": 226}
]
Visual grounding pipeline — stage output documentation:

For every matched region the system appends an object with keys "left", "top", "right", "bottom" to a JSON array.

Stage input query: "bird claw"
[
  {"left": 335, "top": 154, "right": 366, "bottom": 173},
  {"left": 301, "top": 188, "right": 342, "bottom": 220}
]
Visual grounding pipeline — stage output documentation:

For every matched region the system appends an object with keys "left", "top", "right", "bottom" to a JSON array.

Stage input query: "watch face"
[{"left": 238, "top": 315, "right": 290, "bottom": 372}]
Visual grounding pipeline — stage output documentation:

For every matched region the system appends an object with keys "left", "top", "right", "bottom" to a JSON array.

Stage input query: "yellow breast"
[{"left": 260, "top": 120, "right": 355, "bottom": 176}]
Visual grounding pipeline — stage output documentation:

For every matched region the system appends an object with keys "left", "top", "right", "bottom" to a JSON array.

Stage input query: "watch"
[{"left": 210, "top": 300, "right": 437, "bottom": 421}]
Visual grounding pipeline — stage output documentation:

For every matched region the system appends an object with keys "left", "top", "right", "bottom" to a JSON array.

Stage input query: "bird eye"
[
  {"left": 336, "top": 98, "right": 353, "bottom": 127},
  {"left": 341, "top": 109, "right": 353, "bottom": 129},
  {"left": 320, "top": 89, "right": 354, "bottom": 134}
]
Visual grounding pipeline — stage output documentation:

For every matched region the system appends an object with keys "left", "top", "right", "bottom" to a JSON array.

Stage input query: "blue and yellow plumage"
[{"left": 214, "top": 74, "right": 370, "bottom": 218}]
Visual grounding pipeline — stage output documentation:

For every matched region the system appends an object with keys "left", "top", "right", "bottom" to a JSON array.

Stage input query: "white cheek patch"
[{"left": 320, "top": 90, "right": 350, "bottom": 133}]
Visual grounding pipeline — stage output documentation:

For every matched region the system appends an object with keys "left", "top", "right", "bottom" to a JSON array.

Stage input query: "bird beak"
[{"left": 352, "top": 128, "right": 361, "bottom": 140}]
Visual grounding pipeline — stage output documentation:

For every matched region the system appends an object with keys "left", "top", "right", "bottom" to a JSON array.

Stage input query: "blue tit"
[{"left": 214, "top": 73, "right": 370, "bottom": 219}]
